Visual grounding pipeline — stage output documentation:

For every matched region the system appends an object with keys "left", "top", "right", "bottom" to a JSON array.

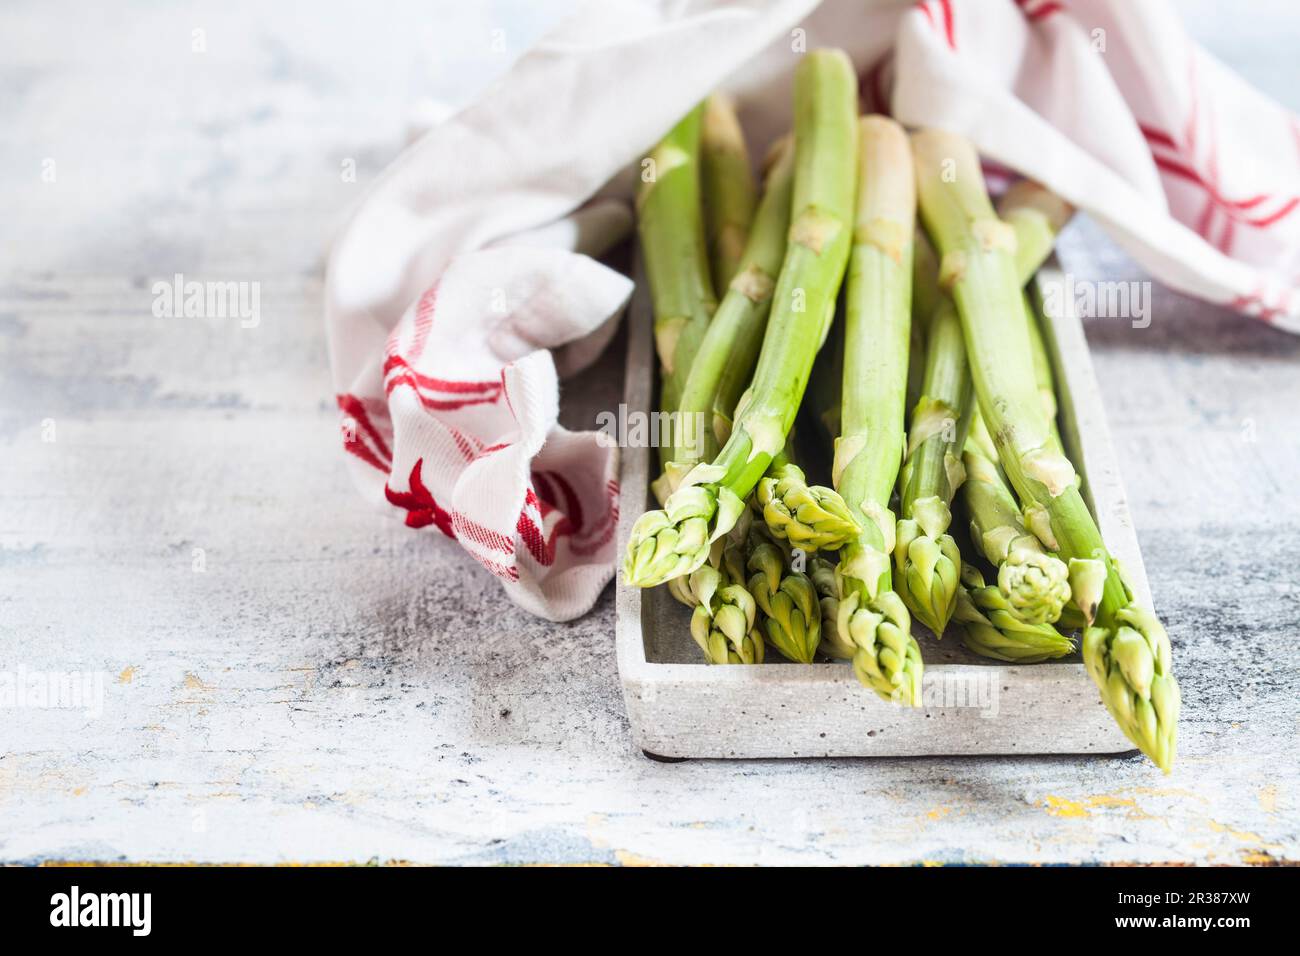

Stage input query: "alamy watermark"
[
  {"left": 50, "top": 886, "right": 151, "bottom": 936},
  {"left": 152, "top": 273, "right": 260, "bottom": 328},
  {"left": 595, "top": 404, "right": 707, "bottom": 456},
  {"left": 912, "top": 669, "right": 1000, "bottom": 718},
  {"left": 0, "top": 666, "right": 106, "bottom": 718},
  {"left": 1040, "top": 273, "right": 1152, "bottom": 329}
]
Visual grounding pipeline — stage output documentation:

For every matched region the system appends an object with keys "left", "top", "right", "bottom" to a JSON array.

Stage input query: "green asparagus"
[
  {"left": 895, "top": 294, "right": 968, "bottom": 637},
  {"left": 663, "top": 138, "right": 794, "bottom": 494},
  {"left": 956, "top": 565, "right": 1075, "bottom": 663},
  {"left": 960, "top": 436, "right": 1071, "bottom": 625},
  {"left": 690, "top": 583, "right": 765, "bottom": 664},
  {"left": 700, "top": 93, "right": 758, "bottom": 294},
  {"left": 913, "top": 128, "right": 1179, "bottom": 771},
  {"left": 831, "top": 115, "right": 923, "bottom": 705},
  {"left": 624, "top": 50, "right": 859, "bottom": 589},
  {"left": 746, "top": 533, "right": 822, "bottom": 663},
  {"left": 636, "top": 103, "right": 716, "bottom": 425},
  {"left": 757, "top": 442, "right": 859, "bottom": 550}
]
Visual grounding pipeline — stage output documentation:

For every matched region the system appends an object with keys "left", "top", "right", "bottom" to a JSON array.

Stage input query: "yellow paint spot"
[
  {"left": 1043, "top": 794, "right": 1148, "bottom": 819},
  {"left": 1259, "top": 785, "right": 1277, "bottom": 813},
  {"left": 1241, "top": 851, "right": 1275, "bottom": 865},
  {"left": 72, "top": 787, "right": 87, "bottom": 797},
  {"left": 117, "top": 666, "right": 136, "bottom": 684},
  {"left": 1131, "top": 786, "right": 1205, "bottom": 801},
  {"left": 614, "top": 850, "right": 665, "bottom": 867},
  {"left": 1208, "top": 820, "right": 1267, "bottom": 843},
  {"left": 183, "top": 673, "right": 209, "bottom": 691},
  {"left": 925, "top": 806, "right": 952, "bottom": 821},
  {"left": 1043, "top": 795, "right": 1089, "bottom": 818}
]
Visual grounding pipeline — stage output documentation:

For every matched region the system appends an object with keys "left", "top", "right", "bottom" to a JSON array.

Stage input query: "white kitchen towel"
[{"left": 324, "top": 0, "right": 1300, "bottom": 622}]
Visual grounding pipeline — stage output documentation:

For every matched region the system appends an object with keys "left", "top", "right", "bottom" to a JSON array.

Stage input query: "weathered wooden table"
[{"left": 1, "top": 1, "right": 1296, "bottom": 865}]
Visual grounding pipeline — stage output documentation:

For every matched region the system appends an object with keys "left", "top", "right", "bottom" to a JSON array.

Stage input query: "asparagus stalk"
[
  {"left": 663, "top": 138, "right": 794, "bottom": 492},
  {"left": 999, "top": 180, "right": 1074, "bottom": 458},
  {"left": 999, "top": 179, "right": 1073, "bottom": 282},
  {"left": 831, "top": 115, "right": 923, "bottom": 705},
  {"left": 906, "top": 229, "right": 941, "bottom": 413},
  {"left": 700, "top": 93, "right": 758, "bottom": 293},
  {"left": 624, "top": 50, "right": 859, "bottom": 589},
  {"left": 894, "top": 181, "right": 1073, "bottom": 637},
  {"left": 913, "top": 129, "right": 1179, "bottom": 771},
  {"left": 636, "top": 104, "right": 717, "bottom": 420},
  {"left": 757, "top": 441, "right": 858, "bottom": 551},
  {"left": 894, "top": 295, "right": 968, "bottom": 636}
]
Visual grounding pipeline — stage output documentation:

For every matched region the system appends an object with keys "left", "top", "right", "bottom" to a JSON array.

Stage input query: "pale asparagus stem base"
[
  {"left": 662, "top": 138, "right": 795, "bottom": 491},
  {"left": 624, "top": 49, "right": 859, "bottom": 589},
  {"left": 700, "top": 93, "right": 757, "bottom": 295},
  {"left": 913, "top": 128, "right": 1178, "bottom": 771},
  {"left": 832, "top": 115, "right": 923, "bottom": 704}
]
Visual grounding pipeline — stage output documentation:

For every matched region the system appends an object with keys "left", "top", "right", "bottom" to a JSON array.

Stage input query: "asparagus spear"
[
  {"left": 700, "top": 93, "right": 758, "bottom": 293},
  {"left": 905, "top": 229, "right": 941, "bottom": 413},
  {"left": 666, "top": 506, "right": 752, "bottom": 608},
  {"left": 999, "top": 180, "right": 1074, "bottom": 458},
  {"left": 960, "top": 436, "right": 1071, "bottom": 625},
  {"left": 624, "top": 50, "right": 859, "bottom": 589},
  {"left": 898, "top": 176, "right": 1076, "bottom": 638},
  {"left": 955, "top": 565, "right": 1075, "bottom": 662},
  {"left": 894, "top": 294, "right": 968, "bottom": 637},
  {"left": 636, "top": 104, "right": 717, "bottom": 421},
  {"left": 999, "top": 179, "right": 1073, "bottom": 282},
  {"left": 663, "top": 138, "right": 794, "bottom": 493},
  {"left": 809, "top": 556, "right": 848, "bottom": 658},
  {"left": 690, "top": 583, "right": 766, "bottom": 664},
  {"left": 757, "top": 441, "right": 859, "bottom": 550},
  {"left": 913, "top": 129, "right": 1179, "bottom": 771},
  {"left": 831, "top": 115, "right": 923, "bottom": 705},
  {"left": 746, "top": 534, "right": 822, "bottom": 663}
]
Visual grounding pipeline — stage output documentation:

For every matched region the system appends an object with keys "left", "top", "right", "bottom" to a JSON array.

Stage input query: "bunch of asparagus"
[{"left": 621, "top": 49, "right": 1180, "bottom": 771}]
